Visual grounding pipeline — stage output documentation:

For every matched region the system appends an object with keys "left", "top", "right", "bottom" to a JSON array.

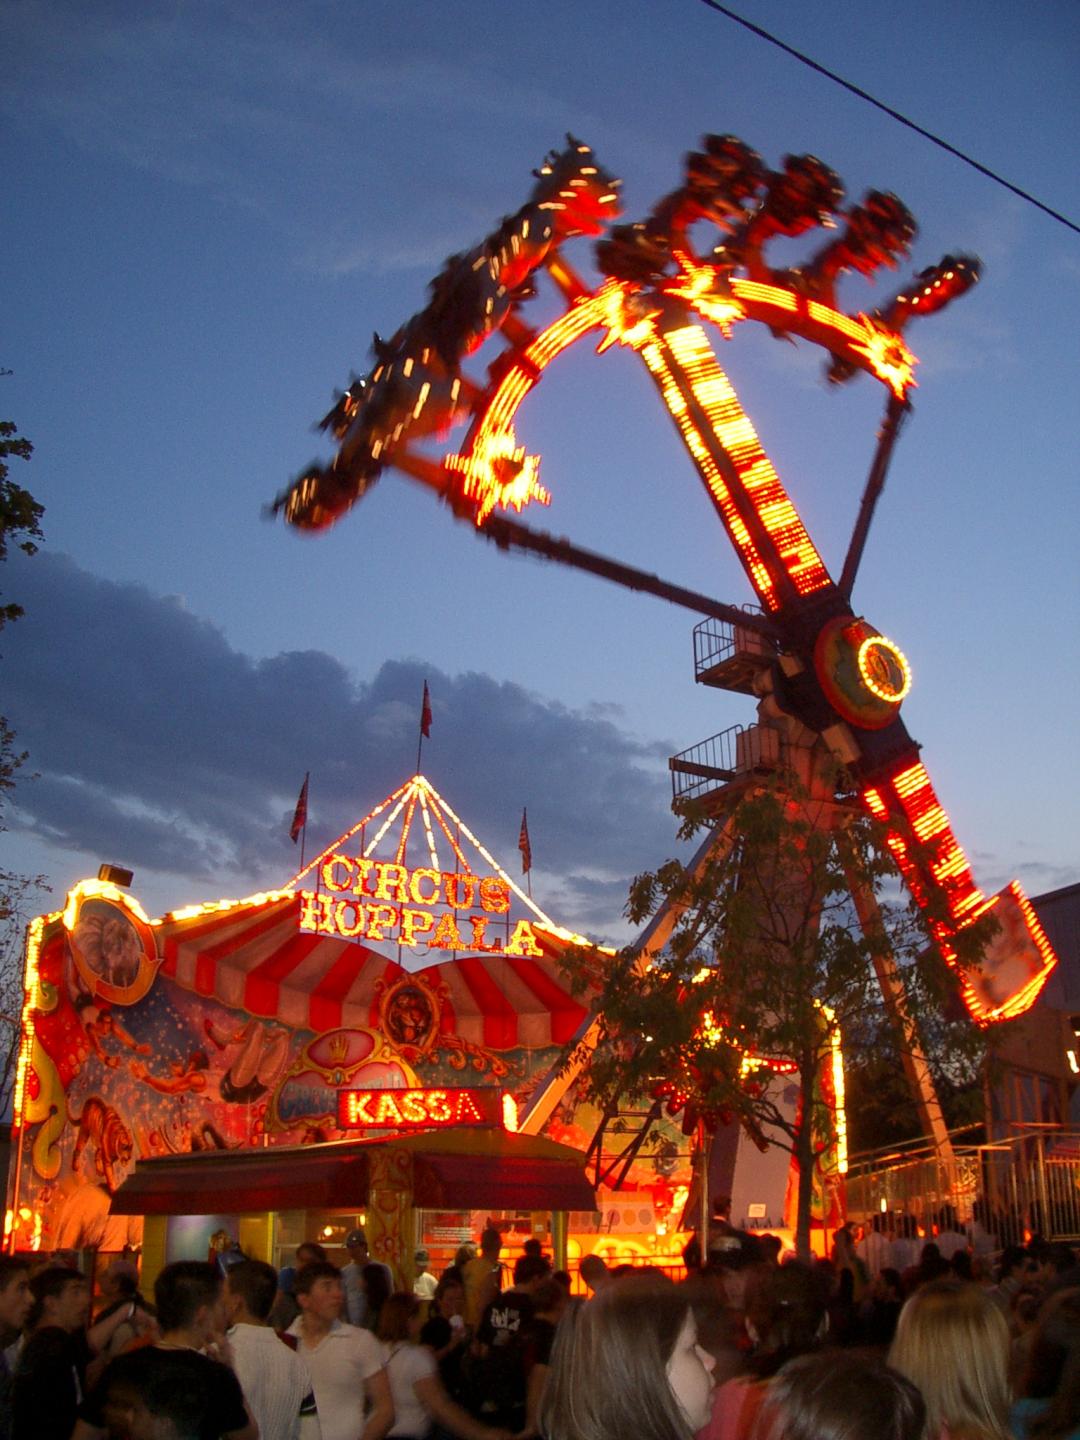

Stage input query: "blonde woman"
[{"left": 889, "top": 1278, "right": 1012, "bottom": 1440}]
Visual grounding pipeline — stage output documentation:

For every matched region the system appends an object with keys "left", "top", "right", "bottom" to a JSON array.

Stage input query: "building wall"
[{"left": 990, "top": 883, "right": 1080, "bottom": 1135}]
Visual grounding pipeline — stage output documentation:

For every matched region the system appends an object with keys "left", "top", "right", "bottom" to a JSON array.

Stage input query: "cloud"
[
  {"left": 1, "top": 551, "right": 676, "bottom": 939},
  {"left": 3, "top": 1, "right": 617, "bottom": 277}
]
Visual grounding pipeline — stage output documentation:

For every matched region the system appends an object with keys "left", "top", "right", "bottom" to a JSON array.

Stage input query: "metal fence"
[
  {"left": 693, "top": 617, "right": 740, "bottom": 677},
  {"left": 692, "top": 611, "right": 771, "bottom": 684},
  {"left": 669, "top": 725, "right": 744, "bottom": 804},
  {"left": 845, "top": 1128, "right": 1080, "bottom": 1245}
]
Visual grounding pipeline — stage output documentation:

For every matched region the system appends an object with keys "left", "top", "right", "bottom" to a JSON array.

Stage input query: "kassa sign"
[{"left": 337, "top": 1086, "right": 514, "bottom": 1130}]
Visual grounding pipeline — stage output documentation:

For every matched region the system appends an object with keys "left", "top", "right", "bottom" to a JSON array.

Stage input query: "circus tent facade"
[{"left": 6, "top": 774, "right": 699, "bottom": 1276}]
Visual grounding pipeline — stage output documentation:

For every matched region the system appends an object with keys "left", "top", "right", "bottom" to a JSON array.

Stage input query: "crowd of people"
[{"left": 0, "top": 1216, "right": 1076, "bottom": 1440}]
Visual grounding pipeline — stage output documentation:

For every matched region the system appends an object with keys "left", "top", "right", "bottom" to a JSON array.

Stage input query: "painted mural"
[{"left": 9, "top": 878, "right": 603, "bottom": 1253}]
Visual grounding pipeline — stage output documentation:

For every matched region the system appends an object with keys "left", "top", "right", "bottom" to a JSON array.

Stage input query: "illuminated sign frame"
[
  {"left": 337, "top": 1086, "right": 516, "bottom": 1130},
  {"left": 299, "top": 856, "right": 544, "bottom": 956}
]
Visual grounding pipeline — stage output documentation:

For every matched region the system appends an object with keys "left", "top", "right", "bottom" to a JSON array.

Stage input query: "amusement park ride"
[{"left": 272, "top": 134, "right": 1058, "bottom": 1161}]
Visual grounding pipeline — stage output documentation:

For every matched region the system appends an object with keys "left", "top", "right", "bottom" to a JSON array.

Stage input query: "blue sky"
[{"left": 2, "top": 0, "right": 1078, "bottom": 941}]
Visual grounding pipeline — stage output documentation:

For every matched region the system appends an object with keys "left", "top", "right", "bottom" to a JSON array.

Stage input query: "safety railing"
[{"left": 845, "top": 1127, "right": 1080, "bottom": 1244}]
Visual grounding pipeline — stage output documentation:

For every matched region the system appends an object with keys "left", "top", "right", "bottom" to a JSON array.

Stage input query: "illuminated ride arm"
[
  {"left": 433, "top": 276, "right": 1053, "bottom": 1024},
  {"left": 625, "top": 291, "right": 1053, "bottom": 1023},
  {"left": 272, "top": 137, "right": 621, "bottom": 533},
  {"left": 274, "top": 134, "right": 1055, "bottom": 1023}
]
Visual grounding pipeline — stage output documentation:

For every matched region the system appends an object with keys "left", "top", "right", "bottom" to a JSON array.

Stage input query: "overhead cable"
[{"left": 697, "top": 0, "right": 1080, "bottom": 237}]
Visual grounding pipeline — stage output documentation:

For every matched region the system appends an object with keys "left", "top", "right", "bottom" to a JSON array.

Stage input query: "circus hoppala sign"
[{"left": 300, "top": 856, "right": 544, "bottom": 956}]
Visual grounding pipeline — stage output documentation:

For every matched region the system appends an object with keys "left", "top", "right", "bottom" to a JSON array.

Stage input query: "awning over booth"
[
  {"left": 111, "top": 1128, "right": 595, "bottom": 1216},
  {"left": 110, "top": 1147, "right": 369, "bottom": 1215}
]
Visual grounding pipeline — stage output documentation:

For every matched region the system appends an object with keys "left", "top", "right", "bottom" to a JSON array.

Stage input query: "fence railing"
[
  {"left": 669, "top": 725, "right": 744, "bottom": 804},
  {"left": 692, "top": 612, "right": 772, "bottom": 686},
  {"left": 845, "top": 1127, "right": 1080, "bottom": 1244}
]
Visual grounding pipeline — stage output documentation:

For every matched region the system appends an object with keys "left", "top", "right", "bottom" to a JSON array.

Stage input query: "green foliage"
[
  {"left": 0, "top": 419, "right": 43, "bottom": 629},
  {"left": 562, "top": 761, "right": 997, "bottom": 1257},
  {"left": 0, "top": 416, "right": 48, "bottom": 1113},
  {"left": 0, "top": 714, "right": 28, "bottom": 817},
  {"left": 843, "top": 990, "right": 991, "bottom": 1152}
]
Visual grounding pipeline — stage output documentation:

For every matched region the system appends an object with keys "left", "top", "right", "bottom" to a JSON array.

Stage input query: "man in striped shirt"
[{"left": 225, "top": 1260, "right": 321, "bottom": 1440}]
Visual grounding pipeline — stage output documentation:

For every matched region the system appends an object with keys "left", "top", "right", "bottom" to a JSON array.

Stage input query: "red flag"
[
  {"left": 518, "top": 808, "right": 532, "bottom": 874},
  {"left": 420, "top": 682, "right": 432, "bottom": 739},
  {"left": 290, "top": 773, "right": 309, "bottom": 843}
]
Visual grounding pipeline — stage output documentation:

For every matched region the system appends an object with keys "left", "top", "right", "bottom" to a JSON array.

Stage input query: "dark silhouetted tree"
[{"left": 0, "top": 416, "right": 48, "bottom": 1113}]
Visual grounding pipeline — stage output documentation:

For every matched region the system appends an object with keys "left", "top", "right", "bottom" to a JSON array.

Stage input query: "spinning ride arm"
[
  {"left": 273, "top": 135, "right": 1056, "bottom": 1024},
  {"left": 620, "top": 299, "right": 1055, "bottom": 1023}
]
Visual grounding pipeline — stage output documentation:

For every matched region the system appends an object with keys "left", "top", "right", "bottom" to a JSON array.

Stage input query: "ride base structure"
[{"left": 272, "top": 134, "right": 1058, "bottom": 1171}]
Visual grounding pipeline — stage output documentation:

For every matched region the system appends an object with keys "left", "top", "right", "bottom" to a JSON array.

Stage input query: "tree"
[
  {"left": 0, "top": 419, "right": 43, "bottom": 628},
  {"left": 0, "top": 417, "right": 47, "bottom": 1115},
  {"left": 562, "top": 762, "right": 996, "bottom": 1260}
]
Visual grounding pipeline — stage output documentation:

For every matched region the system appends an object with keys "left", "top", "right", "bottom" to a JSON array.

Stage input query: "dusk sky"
[{"left": 3, "top": 0, "right": 1078, "bottom": 944}]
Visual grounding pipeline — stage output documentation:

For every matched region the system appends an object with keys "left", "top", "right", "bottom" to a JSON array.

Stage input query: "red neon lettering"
[
  {"left": 334, "top": 900, "right": 366, "bottom": 938},
  {"left": 479, "top": 877, "right": 510, "bottom": 914},
  {"left": 366, "top": 905, "right": 400, "bottom": 941},
  {"left": 401, "top": 1092, "right": 429, "bottom": 1123},
  {"left": 373, "top": 862, "right": 409, "bottom": 902},
  {"left": 426, "top": 1090, "right": 452, "bottom": 1122},
  {"left": 300, "top": 891, "right": 333, "bottom": 932},
  {"left": 454, "top": 1091, "right": 484, "bottom": 1123},
  {"left": 322, "top": 855, "right": 355, "bottom": 892},
  {"left": 431, "top": 912, "right": 466, "bottom": 950},
  {"left": 339, "top": 1087, "right": 497, "bottom": 1128},
  {"left": 409, "top": 868, "right": 441, "bottom": 904},
  {"left": 374, "top": 1092, "right": 403, "bottom": 1125},
  {"left": 400, "top": 908, "right": 435, "bottom": 945},
  {"left": 443, "top": 873, "right": 478, "bottom": 908},
  {"left": 506, "top": 920, "right": 543, "bottom": 957},
  {"left": 469, "top": 915, "right": 502, "bottom": 953},
  {"left": 347, "top": 1092, "right": 377, "bottom": 1125}
]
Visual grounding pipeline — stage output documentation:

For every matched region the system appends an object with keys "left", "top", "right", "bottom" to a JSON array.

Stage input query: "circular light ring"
[
  {"left": 813, "top": 616, "right": 910, "bottom": 731},
  {"left": 856, "top": 635, "right": 912, "bottom": 703}
]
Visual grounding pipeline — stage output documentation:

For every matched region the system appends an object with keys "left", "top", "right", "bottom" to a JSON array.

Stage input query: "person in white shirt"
[
  {"left": 934, "top": 1206, "right": 969, "bottom": 1263},
  {"left": 856, "top": 1216, "right": 893, "bottom": 1279},
  {"left": 968, "top": 1200, "right": 998, "bottom": 1267},
  {"left": 412, "top": 1253, "right": 437, "bottom": 1303},
  {"left": 287, "top": 1261, "right": 393, "bottom": 1440},
  {"left": 377, "top": 1293, "right": 509, "bottom": 1440},
  {"left": 889, "top": 1214, "right": 922, "bottom": 1274},
  {"left": 224, "top": 1259, "right": 321, "bottom": 1440}
]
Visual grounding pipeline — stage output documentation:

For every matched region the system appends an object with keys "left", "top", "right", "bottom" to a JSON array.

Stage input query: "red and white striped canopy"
[{"left": 156, "top": 892, "right": 590, "bottom": 1050}]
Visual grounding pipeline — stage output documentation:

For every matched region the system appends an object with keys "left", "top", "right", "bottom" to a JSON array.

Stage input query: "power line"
[{"left": 697, "top": 0, "right": 1080, "bottom": 237}]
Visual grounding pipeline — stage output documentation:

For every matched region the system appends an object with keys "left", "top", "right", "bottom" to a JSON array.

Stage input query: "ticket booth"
[{"left": 110, "top": 1127, "right": 595, "bottom": 1288}]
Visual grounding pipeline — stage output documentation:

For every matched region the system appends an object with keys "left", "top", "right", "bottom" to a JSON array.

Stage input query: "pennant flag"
[
  {"left": 519, "top": 808, "right": 532, "bottom": 874},
  {"left": 290, "top": 773, "right": 309, "bottom": 843},
  {"left": 421, "top": 682, "right": 433, "bottom": 739}
]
